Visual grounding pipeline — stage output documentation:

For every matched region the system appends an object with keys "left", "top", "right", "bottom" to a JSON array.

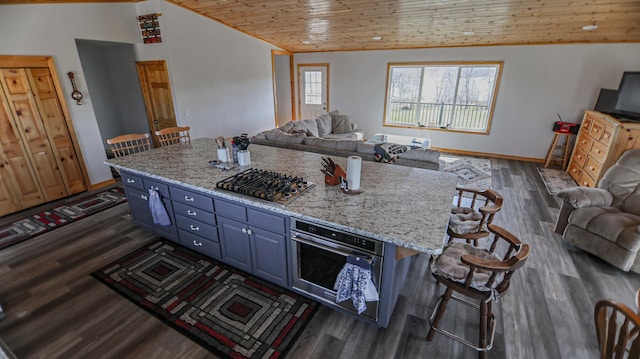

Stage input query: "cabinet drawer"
[
  {"left": 144, "top": 178, "right": 171, "bottom": 199},
  {"left": 584, "top": 157, "right": 602, "bottom": 180},
  {"left": 578, "top": 172, "right": 597, "bottom": 188},
  {"left": 171, "top": 187, "right": 214, "bottom": 212},
  {"left": 178, "top": 230, "right": 222, "bottom": 260},
  {"left": 576, "top": 134, "right": 593, "bottom": 152},
  {"left": 176, "top": 215, "right": 218, "bottom": 241},
  {"left": 589, "top": 120, "right": 606, "bottom": 141},
  {"left": 215, "top": 199, "right": 247, "bottom": 221},
  {"left": 572, "top": 146, "right": 588, "bottom": 167},
  {"left": 581, "top": 115, "right": 594, "bottom": 134},
  {"left": 567, "top": 162, "right": 583, "bottom": 183},
  {"left": 121, "top": 172, "right": 144, "bottom": 191},
  {"left": 600, "top": 124, "right": 614, "bottom": 146},
  {"left": 248, "top": 208, "right": 286, "bottom": 234},
  {"left": 590, "top": 140, "right": 608, "bottom": 162},
  {"left": 173, "top": 202, "right": 216, "bottom": 225}
]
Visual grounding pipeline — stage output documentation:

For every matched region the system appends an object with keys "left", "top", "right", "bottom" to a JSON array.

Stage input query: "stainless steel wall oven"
[{"left": 290, "top": 218, "right": 384, "bottom": 322}]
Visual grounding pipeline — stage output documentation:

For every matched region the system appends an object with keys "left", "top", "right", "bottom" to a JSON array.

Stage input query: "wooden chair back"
[
  {"left": 448, "top": 187, "right": 504, "bottom": 245},
  {"left": 155, "top": 126, "right": 191, "bottom": 147},
  {"left": 458, "top": 224, "right": 529, "bottom": 294},
  {"left": 106, "top": 133, "right": 151, "bottom": 157},
  {"left": 595, "top": 299, "right": 640, "bottom": 359}
]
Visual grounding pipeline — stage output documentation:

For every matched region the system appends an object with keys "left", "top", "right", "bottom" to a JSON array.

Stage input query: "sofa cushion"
[
  {"left": 278, "top": 121, "right": 295, "bottom": 132},
  {"left": 357, "top": 142, "right": 376, "bottom": 155},
  {"left": 402, "top": 148, "right": 441, "bottom": 163},
  {"left": 304, "top": 137, "right": 336, "bottom": 148},
  {"left": 292, "top": 119, "right": 319, "bottom": 137},
  {"left": 323, "top": 132, "right": 363, "bottom": 140},
  {"left": 335, "top": 140, "right": 360, "bottom": 151},
  {"left": 315, "top": 113, "right": 333, "bottom": 136},
  {"left": 332, "top": 115, "right": 354, "bottom": 134},
  {"left": 265, "top": 130, "right": 306, "bottom": 144},
  {"left": 568, "top": 206, "right": 640, "bottom": 252}
]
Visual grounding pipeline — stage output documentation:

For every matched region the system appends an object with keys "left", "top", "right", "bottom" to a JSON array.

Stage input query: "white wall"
[
  {"left": 0, "top": 0, "right": 280, "bottom": 186},
  {"left": 295, "top": 44, "right": 640, "bottom": 159},
  {"left": 0, "top": 3, "right": 141, "bottom": 185},
  {"left": 135, "top": 0, "right": 279, "bottom": 139}
]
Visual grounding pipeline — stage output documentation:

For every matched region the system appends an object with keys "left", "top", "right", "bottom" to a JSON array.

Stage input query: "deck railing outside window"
[{"left": 384, "top": 62, "right": 502, "bottom": 134}]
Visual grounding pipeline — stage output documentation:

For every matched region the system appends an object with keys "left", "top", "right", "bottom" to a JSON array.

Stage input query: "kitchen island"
[{"left": 105, "top": 137, "right": 458, "bottom": 327}]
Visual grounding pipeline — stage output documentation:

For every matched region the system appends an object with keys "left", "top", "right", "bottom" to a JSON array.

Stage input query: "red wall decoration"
[{"left": 138, "top": 14, "right": 162, "bottom": 44}]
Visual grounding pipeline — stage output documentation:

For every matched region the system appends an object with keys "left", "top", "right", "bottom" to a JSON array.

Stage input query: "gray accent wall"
[{"left": 76, "top": 39, "right": 149, "bottom": 150}]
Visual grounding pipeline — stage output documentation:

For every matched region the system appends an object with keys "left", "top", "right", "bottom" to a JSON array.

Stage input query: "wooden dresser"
[{"left": 567, "top": 110, "right": 640, "bottom": 187}]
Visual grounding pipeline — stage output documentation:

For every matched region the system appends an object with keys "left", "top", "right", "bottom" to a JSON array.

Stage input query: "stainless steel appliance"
[
  {"left": 290, "top": 218, "right": 384, "bottom": 322},
  {"left": 216, "top": 168, "right": 315, "bottom": 205}
]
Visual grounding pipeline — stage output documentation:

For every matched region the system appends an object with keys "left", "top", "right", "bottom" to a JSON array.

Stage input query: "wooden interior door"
[
  {"left": 27, "top": 68, "right": 86, "bottom": 195},
  {"left": 0, "top": 68, "right": 67, "bottom": 202},
  {"left": 0, "top": 86, "right": 43, "bottom": 213},
  {"left": 136, "top": 61, "right": 177, "bottom": 147}
]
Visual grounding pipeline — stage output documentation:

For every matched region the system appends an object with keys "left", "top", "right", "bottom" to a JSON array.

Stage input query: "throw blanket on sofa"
[{"left": 374, "top": 143, "right": 412, "bottom": 163}]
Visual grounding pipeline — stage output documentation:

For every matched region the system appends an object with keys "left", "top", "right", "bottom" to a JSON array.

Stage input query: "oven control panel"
[{"left": 294, "top": 219, "right": 380, "bottom": 253}]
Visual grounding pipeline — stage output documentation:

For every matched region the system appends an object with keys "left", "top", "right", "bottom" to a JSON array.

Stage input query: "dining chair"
[
  {"left": 448, "top": 187, "right": 503, "bottom": 246},
  {"left": 106, "top": 133, "right": 151, "bottom": 157},
  {"left": 155, "top": 126, "right": 191, "bottom": 147},
  {"left": 427, "top": 224, "right": 530, "bottom": 359},
  {"left": 595, "top": 297, "right": 640, "bottom": 358}
]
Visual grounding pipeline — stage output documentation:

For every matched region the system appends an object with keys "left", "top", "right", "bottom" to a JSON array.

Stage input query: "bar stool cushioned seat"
[
  {"left": 431, "top": 242, "right": 504, "bottom": 291},
  {"left": 449, "top": 207, "right": 485, "bottom": 235}
]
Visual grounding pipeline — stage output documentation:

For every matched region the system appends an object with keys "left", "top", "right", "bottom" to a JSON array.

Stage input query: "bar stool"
[{"left": 544, "top": 131, "right": 574, "bottom": 169}]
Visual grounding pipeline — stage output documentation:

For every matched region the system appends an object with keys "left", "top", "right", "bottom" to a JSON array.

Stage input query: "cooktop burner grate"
[{"left": 216, "top": 168, "right": 315, "bottom": 205}]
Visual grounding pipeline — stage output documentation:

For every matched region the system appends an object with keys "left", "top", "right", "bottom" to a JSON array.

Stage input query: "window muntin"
[
  {"left": 385, "top": 62, "right": 502, "bottom": 134},
  {"left": 304, "top": 70, "right": 323, "bottom": 105}
]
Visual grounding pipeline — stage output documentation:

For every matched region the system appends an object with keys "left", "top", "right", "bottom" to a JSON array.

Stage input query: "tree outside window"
[{"left": 385, "top": 62, "right": 502, "bottom": 134}]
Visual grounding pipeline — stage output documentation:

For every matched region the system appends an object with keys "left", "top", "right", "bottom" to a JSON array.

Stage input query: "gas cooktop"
[{"left": 216, "top": 168, "right": 315, "bottom": 205}]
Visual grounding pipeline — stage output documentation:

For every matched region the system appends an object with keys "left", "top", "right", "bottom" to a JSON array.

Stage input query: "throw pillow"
[
  {"left": 295, "top": 118, "right": 320, "bottom": 137},
  {"left": 278, "top": 121, "right": 295, "bottom": 133},
  {"left": 315, "top": 113, "right": 333, "bottom": 136},
  {"left": 373, "top": 143, "right": 411, "bottom": 163},
  {"left": 332, "top": 115, "right": 353, "bottom": 134}
]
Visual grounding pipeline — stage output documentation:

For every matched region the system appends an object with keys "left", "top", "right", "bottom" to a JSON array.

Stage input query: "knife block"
[{"left": 325, "top": 165, "right": 346, "bottom": 186}]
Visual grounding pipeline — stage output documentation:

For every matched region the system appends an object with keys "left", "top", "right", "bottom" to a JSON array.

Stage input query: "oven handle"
[{"left": 292, "top": 235, "right": 373, "bottom": 263}]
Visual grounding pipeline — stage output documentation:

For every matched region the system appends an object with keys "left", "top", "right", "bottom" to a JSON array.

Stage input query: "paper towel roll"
[{"left": 347, "top": 156, "right": 362, "bottom": 190}]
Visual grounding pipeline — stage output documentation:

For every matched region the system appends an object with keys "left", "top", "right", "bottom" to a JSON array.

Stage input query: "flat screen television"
[
  {"left": 595, "top": 88, "right": 618, "bottom": 114},
  {"left": 613, "top": 71, "right": 640, "bottom": 120}
]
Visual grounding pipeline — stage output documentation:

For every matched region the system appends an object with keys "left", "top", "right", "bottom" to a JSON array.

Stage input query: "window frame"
[{"left": 383, "top": 61, "right": 503, "bottom": 135}]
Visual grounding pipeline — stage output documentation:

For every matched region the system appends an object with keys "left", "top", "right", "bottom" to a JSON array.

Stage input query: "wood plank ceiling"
[{"left": 3, "top": 0, "right": 640, "bottom": 52}]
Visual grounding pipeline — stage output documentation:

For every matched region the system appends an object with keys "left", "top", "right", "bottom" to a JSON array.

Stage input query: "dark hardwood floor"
[{"left": 0, "top": 159, "right": 638, "bottom": 358}]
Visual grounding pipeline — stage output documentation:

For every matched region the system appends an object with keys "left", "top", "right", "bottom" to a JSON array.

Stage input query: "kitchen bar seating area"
[{"left": 3, "top": 147, "right": 637, "bottom": 358}]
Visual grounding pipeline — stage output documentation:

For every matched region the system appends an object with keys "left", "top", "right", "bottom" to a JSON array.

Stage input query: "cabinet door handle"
[
  {"left": 187, "top": 210, "right": 197, "bottom": 216},
  {"left": 185, "top": 196, "right": 194, "bottom": 202},
  {"left": 193, "top": 240, "right": 203, "bottom": 246},
  {"left": 141, "top": 194, "right": 148, "bottom": 200},
  {"left": 127, "top": 178, "right": 135, "bottom": 183},
  {"left": 242, "top": 228, "right": 247, "bottom": 234},
  {"left": 247, "top": 229, "right": 253, "bottom": 235},
  {"left": 190, "top": 225, "right": 200, "bottom": 231}
]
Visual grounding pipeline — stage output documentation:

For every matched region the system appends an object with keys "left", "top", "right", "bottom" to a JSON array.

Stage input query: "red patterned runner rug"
[
  {"left": 92, "top": 240, "right": 318, "bottom": 359},
  {"left": 0, "top": 187, "right": 127, "bottom": 250}
]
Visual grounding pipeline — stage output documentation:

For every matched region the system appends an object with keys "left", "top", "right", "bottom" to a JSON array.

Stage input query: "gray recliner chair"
[{"left": 554, "top": 148, "right": 640, "bottom": 272}]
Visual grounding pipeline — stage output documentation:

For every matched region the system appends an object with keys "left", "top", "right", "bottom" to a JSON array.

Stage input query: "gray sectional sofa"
[{"left": 253, "top": 112, "right": 442, "bottom": 171}]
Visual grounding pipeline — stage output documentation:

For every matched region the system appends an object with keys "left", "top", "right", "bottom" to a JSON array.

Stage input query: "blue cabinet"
[{"left": 216, "top": 199, "right": 289, "bottom": 287}]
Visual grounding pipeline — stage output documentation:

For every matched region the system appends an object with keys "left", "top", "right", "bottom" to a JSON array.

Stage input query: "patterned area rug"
[
  {"left": 92, "top": 240, "right": 318, "bottom": 359},
  {"left": 537, "top": 168, "right": 578, "bottom": 195},
  {"left": 0, "top": 187, "right": 127, "bottom": 250},
  {"left": 442, "top": 155, "right": 492, "bottom": 189}
]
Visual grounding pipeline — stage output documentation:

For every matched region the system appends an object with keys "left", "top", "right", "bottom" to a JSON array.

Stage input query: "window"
[
  {"left": 304, "top": 70, "right": 323, "bottom": 105},
  {"left": 384, "top": 62, "right": 502, "bottom": 134}
]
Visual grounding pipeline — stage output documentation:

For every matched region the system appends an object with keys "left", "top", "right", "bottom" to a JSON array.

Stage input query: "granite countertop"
[{"left": 105, "top": 137, "right": 458, "bottom": 255}]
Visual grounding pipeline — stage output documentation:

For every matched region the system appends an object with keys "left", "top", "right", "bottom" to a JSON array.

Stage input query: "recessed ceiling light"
[
  {"left": 302, "top": 40, "right": 311, "bottom": 44},
  {"left": 372, "top": 36, "right": 382, "bottom": 41},
  {"left": 582, "top": 25, "right": 598, "bottom": 31},
  {"left": 463, "top": 31, "right": 475, "bottom": 35}
]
